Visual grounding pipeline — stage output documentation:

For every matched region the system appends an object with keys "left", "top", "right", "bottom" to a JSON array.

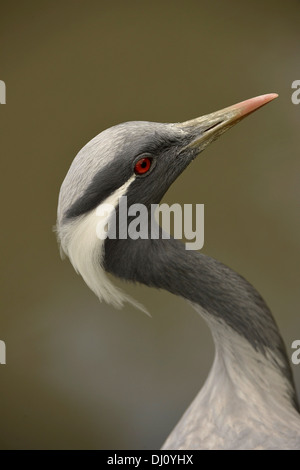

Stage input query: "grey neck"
[{"left": 104, "top": 234, "right": 299, "bottom": 411}]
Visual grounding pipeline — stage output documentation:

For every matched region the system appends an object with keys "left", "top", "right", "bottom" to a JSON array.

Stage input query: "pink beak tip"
[{"left": 230, "top": 93, "right": 279, "bottom": 117}]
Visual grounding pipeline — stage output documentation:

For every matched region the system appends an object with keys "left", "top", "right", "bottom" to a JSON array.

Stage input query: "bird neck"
[
  {"left": 197, "top": 311, "right": 298, "bottom": 418},
  {"left": 104, "top": 235, "right": 299, "bottom": 412}
]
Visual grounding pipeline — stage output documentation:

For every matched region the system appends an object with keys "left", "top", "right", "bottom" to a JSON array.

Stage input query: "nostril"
[{"left": 204, "top": 120, "right": 223, "bottom": 133}]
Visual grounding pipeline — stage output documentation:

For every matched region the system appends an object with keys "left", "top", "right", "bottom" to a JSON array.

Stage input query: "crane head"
[{"left": 56, "top": 93, "right": 277, "bottom": 308}]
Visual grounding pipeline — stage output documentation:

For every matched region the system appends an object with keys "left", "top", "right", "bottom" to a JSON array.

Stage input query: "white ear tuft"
[{"left": 57, "top": 176, "right": 150, "bottom": 316}]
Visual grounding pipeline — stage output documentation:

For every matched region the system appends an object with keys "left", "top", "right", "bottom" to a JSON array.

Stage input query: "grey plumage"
[{"left": 56, "top": 94, "right": 300, "bottom": 449}]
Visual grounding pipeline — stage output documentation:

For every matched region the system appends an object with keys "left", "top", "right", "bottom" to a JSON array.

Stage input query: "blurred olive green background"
[{"left": 1, "top": 0, "right": 300, "bottom": 449}]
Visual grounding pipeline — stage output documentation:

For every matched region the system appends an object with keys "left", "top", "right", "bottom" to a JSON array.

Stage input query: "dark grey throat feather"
[{"left": 104, "top": 230, "right": 299, "bottom": 411}]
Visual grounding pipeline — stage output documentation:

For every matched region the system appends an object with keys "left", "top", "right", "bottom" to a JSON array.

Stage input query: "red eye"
[{"left": 134, "top": 157, "right": 152, "bottom": 175}]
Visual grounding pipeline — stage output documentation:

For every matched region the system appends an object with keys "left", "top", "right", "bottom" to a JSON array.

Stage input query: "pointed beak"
[{"left": 179, "top": 93, "right": 278, "bottom": 154}]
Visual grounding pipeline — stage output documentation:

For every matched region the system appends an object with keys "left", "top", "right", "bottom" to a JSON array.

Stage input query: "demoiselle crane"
[{"left": 56, "top": 94, "right": 300, "bottom": 449}]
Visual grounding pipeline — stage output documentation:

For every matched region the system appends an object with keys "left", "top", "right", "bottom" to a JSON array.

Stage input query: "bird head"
[{"left": 56, "top": 94, "right": 277, "bottom": 308}]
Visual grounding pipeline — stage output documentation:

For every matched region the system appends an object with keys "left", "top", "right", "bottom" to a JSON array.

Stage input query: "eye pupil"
[{"left": 134, "top": 157, "right": 152, "bottom": 175}]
